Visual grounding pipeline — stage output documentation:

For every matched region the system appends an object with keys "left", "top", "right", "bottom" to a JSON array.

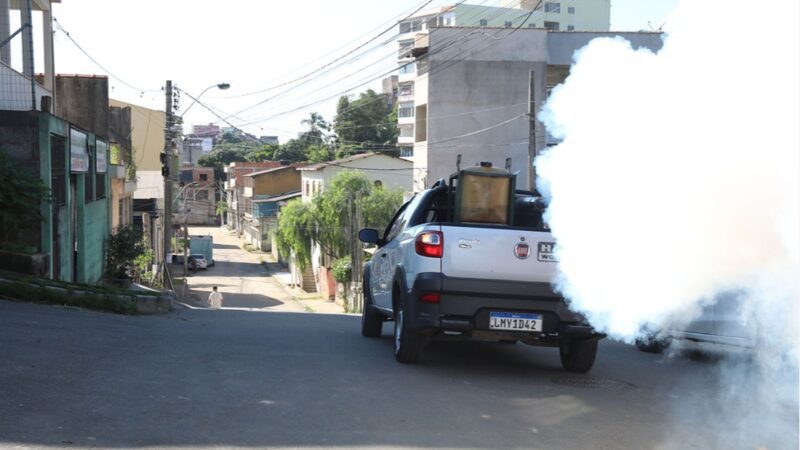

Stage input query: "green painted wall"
[
  {"left": 35, "top": 113, "right": 109, "bottom": 284},
  {"left": 79, "top": 199, "right": 107, "bottom": 283}
]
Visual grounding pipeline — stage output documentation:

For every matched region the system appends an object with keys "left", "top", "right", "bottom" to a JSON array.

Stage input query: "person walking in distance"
[{"left": 208, "top": 286, "right": 224, "bottom": 309}]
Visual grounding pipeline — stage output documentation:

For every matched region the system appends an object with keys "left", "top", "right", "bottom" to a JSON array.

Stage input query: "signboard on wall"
[
  {"left": 96, "top": 140, "right": 107, "bottom": 173},
  {"left": 70, "top": 128, "right": 89, "bottom": 173}
]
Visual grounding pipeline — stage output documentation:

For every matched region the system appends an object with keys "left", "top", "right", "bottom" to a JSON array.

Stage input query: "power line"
[
  {"left": 228, "top": 0, "right": 535, "bottom": 129},
  {"left": 219, "top": 0, "right": 435, "bottom": 100},
  {"left": 52, "top": 17, "right": 160, "bottom": 95},
  {"left": 428, "top": 113, "right": 528, "bottom": 144},
  {"left": 227, "top": 0, "right": 438, "bottom": 118}
]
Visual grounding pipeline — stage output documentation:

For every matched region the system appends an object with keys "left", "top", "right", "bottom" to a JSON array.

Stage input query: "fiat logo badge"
[{"left": 514, "top": 241, "right": 531, "bottom": 259}]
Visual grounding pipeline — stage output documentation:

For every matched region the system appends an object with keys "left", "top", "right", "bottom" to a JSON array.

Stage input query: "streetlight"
[{"left": 180, "top": 82, "right": 231, "bottom": 118}]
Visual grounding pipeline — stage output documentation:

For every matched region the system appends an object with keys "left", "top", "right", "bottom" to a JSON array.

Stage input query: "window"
[
  {"left": 304, "top": 181, "right": 310, "bottom": 196},
  {"left": 199, "top": 173, "right": 208, "bottom": 181},
  {"left": 544, "top": 21, "right": 560, "bottom": 31},
  {"left": 399, "top": 21, "right": 421, "bottom": 33},
  {"left": 568, "top": 6, "right": 575, "bottom": 14},
  {"left": 96, "top": 140, "right": 107, "bottom": 200},
  {"left": 567, "top": 25, "right": 575, "bottom": 31},
  {"left": 504, "top": 21, "right": 512, "bottom": 28},
  {"left": 384, "top": 201, "right": 411, "bottom": 242},
  {"left": 415, "top": 104, "right": 427, "bottom": 142},
  {"left": 399, "top": 63, "right": 415, "bottom": 75},
  {"left": 398, "top": 102, "right": 415, "bottom": 119},
  {"left": 398, "top": 83, "right": 414, "bottom": 97},
  {"left": 399, "top": 125, "right": 414, "bottom": 138},
  {"left": 400, "top": 147, "right": 414, "bottom": 158},
  {"left": 528, "top": 23, "right": 536, "bottom": 28},
  {"left": 196, "top": 190, "right": 209, "bottom": 201},
  {"left": 479, "top": 19, "right": 488, "bottom": 27},
  {"left": 545, "top": 2, "right": 560, "bottom": 13}
]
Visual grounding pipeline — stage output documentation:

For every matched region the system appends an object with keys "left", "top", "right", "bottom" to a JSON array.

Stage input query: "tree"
[
  {"left": 360, "top": 185, "right": 403, "bottom": 231},
  {"left": 215, "top": 200, "right": 228, "bottom": 223},
  {"left": 0, "top": 149, "right": 50, "bottom": 252},
  {"left": 311, "top": 171, "right": 373, "bottom": 258},
  {"left": 198, "top": 142, "right": 259, "bottom": 180},
  {"left": 333, "top": 89, "right": 398, "bottom": 157},
  {"left": 105, "top": 226, "right": 147, "bottom": 279},
  {"left": 299, "top": 112, "right": 331, "bottom": 148},
  {"left": 306, "top": 144, "right": 334, "bottom": 163},
  {"left": 276, "top": 171, "right": 403, "bottom": 269},
  {"left": 272, "top": 139, "right": 309, "bottom": 163},
  {"left": 245, "top": 144, "right": 279, "bottom": 162},
  {"left": 275, "top": 199, "right": 315, "bottom": 270}
]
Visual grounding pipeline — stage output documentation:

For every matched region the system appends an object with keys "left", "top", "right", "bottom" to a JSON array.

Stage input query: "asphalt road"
[
  {"left": 1, "top": 298, "right": 796, "bottom": 450},
  {"left": 181, "top": 227, "right": 305, "bottom": 313}
]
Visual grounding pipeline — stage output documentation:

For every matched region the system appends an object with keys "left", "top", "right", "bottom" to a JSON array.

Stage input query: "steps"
[{"left": 301, "top": 264, "right": 317, "bottom": 293}]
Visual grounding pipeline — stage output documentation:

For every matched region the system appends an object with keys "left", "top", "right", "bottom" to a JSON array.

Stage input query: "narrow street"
[{"left": 180, "top": 226, "right": 306, "bottom": 313}]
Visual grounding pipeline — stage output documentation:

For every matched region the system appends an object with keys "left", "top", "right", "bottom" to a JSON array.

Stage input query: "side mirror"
[{"left": 358, "top": 228, "right": 380, "bottom": 244}]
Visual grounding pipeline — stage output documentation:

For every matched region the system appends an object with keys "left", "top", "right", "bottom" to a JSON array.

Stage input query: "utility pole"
[
  {"left": 162, "top": 80, "right": 174, "bottom": 264},
  {"left": 527, "top": 70, "right": 537, "bottom": 191}
]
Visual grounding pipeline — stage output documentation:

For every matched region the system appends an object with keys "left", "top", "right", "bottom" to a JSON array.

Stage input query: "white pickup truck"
[{"left": 358, "top": 165, "right": 604, "bottom": 372}]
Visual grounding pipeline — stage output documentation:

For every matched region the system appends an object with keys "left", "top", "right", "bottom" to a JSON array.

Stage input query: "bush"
[{"left": 331, "top": 256, "right": 352, "bottom": 283}]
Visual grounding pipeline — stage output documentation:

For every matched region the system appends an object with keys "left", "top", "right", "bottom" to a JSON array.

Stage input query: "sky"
[{"left": 10, "top": 0, "right": 677, "bottom": 143}]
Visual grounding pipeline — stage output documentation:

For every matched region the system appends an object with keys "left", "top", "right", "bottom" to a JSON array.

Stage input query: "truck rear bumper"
[{"left": 406, "top": 273, "right": 600, "bottom": 341}]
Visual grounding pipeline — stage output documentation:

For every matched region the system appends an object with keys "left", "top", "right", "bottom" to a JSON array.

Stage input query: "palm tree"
[{"left": 300, "top": 112, "right": 330, "bottom": 147}]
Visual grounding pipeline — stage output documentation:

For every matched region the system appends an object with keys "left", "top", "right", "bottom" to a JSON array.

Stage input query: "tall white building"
[{"left": 396, "top": 1, "right": 611, "bottom": 158}]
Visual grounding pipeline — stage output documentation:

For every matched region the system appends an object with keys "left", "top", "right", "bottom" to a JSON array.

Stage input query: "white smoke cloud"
[
  {"left": 537, "top": 0, "right": 798, "bottom": 344},
  {"left": 536, "top": 0, "right": 798, "bottom": 445}
]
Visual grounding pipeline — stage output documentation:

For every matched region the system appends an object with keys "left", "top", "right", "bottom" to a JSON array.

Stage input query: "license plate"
[{"left": 489, "top": 312, "right": 543, "bottom": 332}]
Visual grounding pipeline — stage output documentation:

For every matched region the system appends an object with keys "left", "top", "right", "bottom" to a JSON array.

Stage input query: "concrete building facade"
[
  {"left": 177, "top": 167, "right": 216, "bottom": 225},
  {"left": 396, "top": 1, "right": 611, "bottom": 159},
  {"left": 409, "top": 28, "right": 663, "bottom": 191},
  {"left": 109, "top": 98, "right": 168, "bottom": 262},
  {"left": 224, "top": 161, "right": 286, "bottom": 233},
  {"left": 241, "top": 166, "right": 302, "bottom": 251}
]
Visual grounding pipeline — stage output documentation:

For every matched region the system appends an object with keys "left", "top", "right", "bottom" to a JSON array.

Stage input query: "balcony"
[{"left": 398, "top": 135, "right": 415, "bottom": 145}]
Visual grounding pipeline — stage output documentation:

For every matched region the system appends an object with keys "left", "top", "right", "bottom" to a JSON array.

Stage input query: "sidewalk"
[{"left": 261, "top": 258, "right": 347, "bottom": 315}]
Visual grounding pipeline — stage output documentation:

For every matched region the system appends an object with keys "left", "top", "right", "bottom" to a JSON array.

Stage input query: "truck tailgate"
[{"left": 439, "top": 225, "right": 557, "bottom": 284}]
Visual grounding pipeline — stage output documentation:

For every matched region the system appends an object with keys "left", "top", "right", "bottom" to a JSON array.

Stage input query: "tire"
[
  {"left": 635, "top": 335, "right": 670, "bottom": 354},
  {"left": 361, "top": 277, "right": 383, "bottom": 338},
  {"left": 559, "top": 339, "right": 598, "bottom": 373},
  {"left": 393, "top": 292, "right": 426, "bottom": 364}
]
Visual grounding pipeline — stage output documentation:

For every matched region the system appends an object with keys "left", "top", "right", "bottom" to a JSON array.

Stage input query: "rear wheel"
[
  {"left": 559, "top": 339, "right": 598, "bottom": 373},
  {"left": 361, "top": 277, "right": 383, "bottom": 338},
  {"left": 393, "top": 293, "right": 425, "bottom": 363}
]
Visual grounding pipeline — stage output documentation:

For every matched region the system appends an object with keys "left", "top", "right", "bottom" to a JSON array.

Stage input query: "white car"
[{"left": 189, "top": 254, "right": 208, "bottom": 270}]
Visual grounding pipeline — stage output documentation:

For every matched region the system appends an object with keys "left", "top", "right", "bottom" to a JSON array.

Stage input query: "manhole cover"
[{"left": 550, "top": 377, "right": 634, "bottom": 391}]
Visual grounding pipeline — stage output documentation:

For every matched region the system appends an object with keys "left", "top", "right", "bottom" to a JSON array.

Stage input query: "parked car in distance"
[
  {"left": 188, "top": 254, "right": 208, "bottom": 270},
  {"left": 636, "top": 291, "right": 754, "bottom": 353}
]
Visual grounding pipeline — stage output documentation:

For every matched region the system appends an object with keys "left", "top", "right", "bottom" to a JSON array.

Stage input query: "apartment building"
[
  {"left": 410, "top": 28, "right": 662, "bottom": 191},
  {"left": 396, "top": 1, "right": 610, "bottom": 158}
]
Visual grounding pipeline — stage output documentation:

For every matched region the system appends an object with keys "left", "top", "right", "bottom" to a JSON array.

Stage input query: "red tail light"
[
  {"left": 420, "top": 292, "right": 441, "bottom": 304},
  {"left": 415, "top": 231, "right": 444, "bottom": 258}
]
